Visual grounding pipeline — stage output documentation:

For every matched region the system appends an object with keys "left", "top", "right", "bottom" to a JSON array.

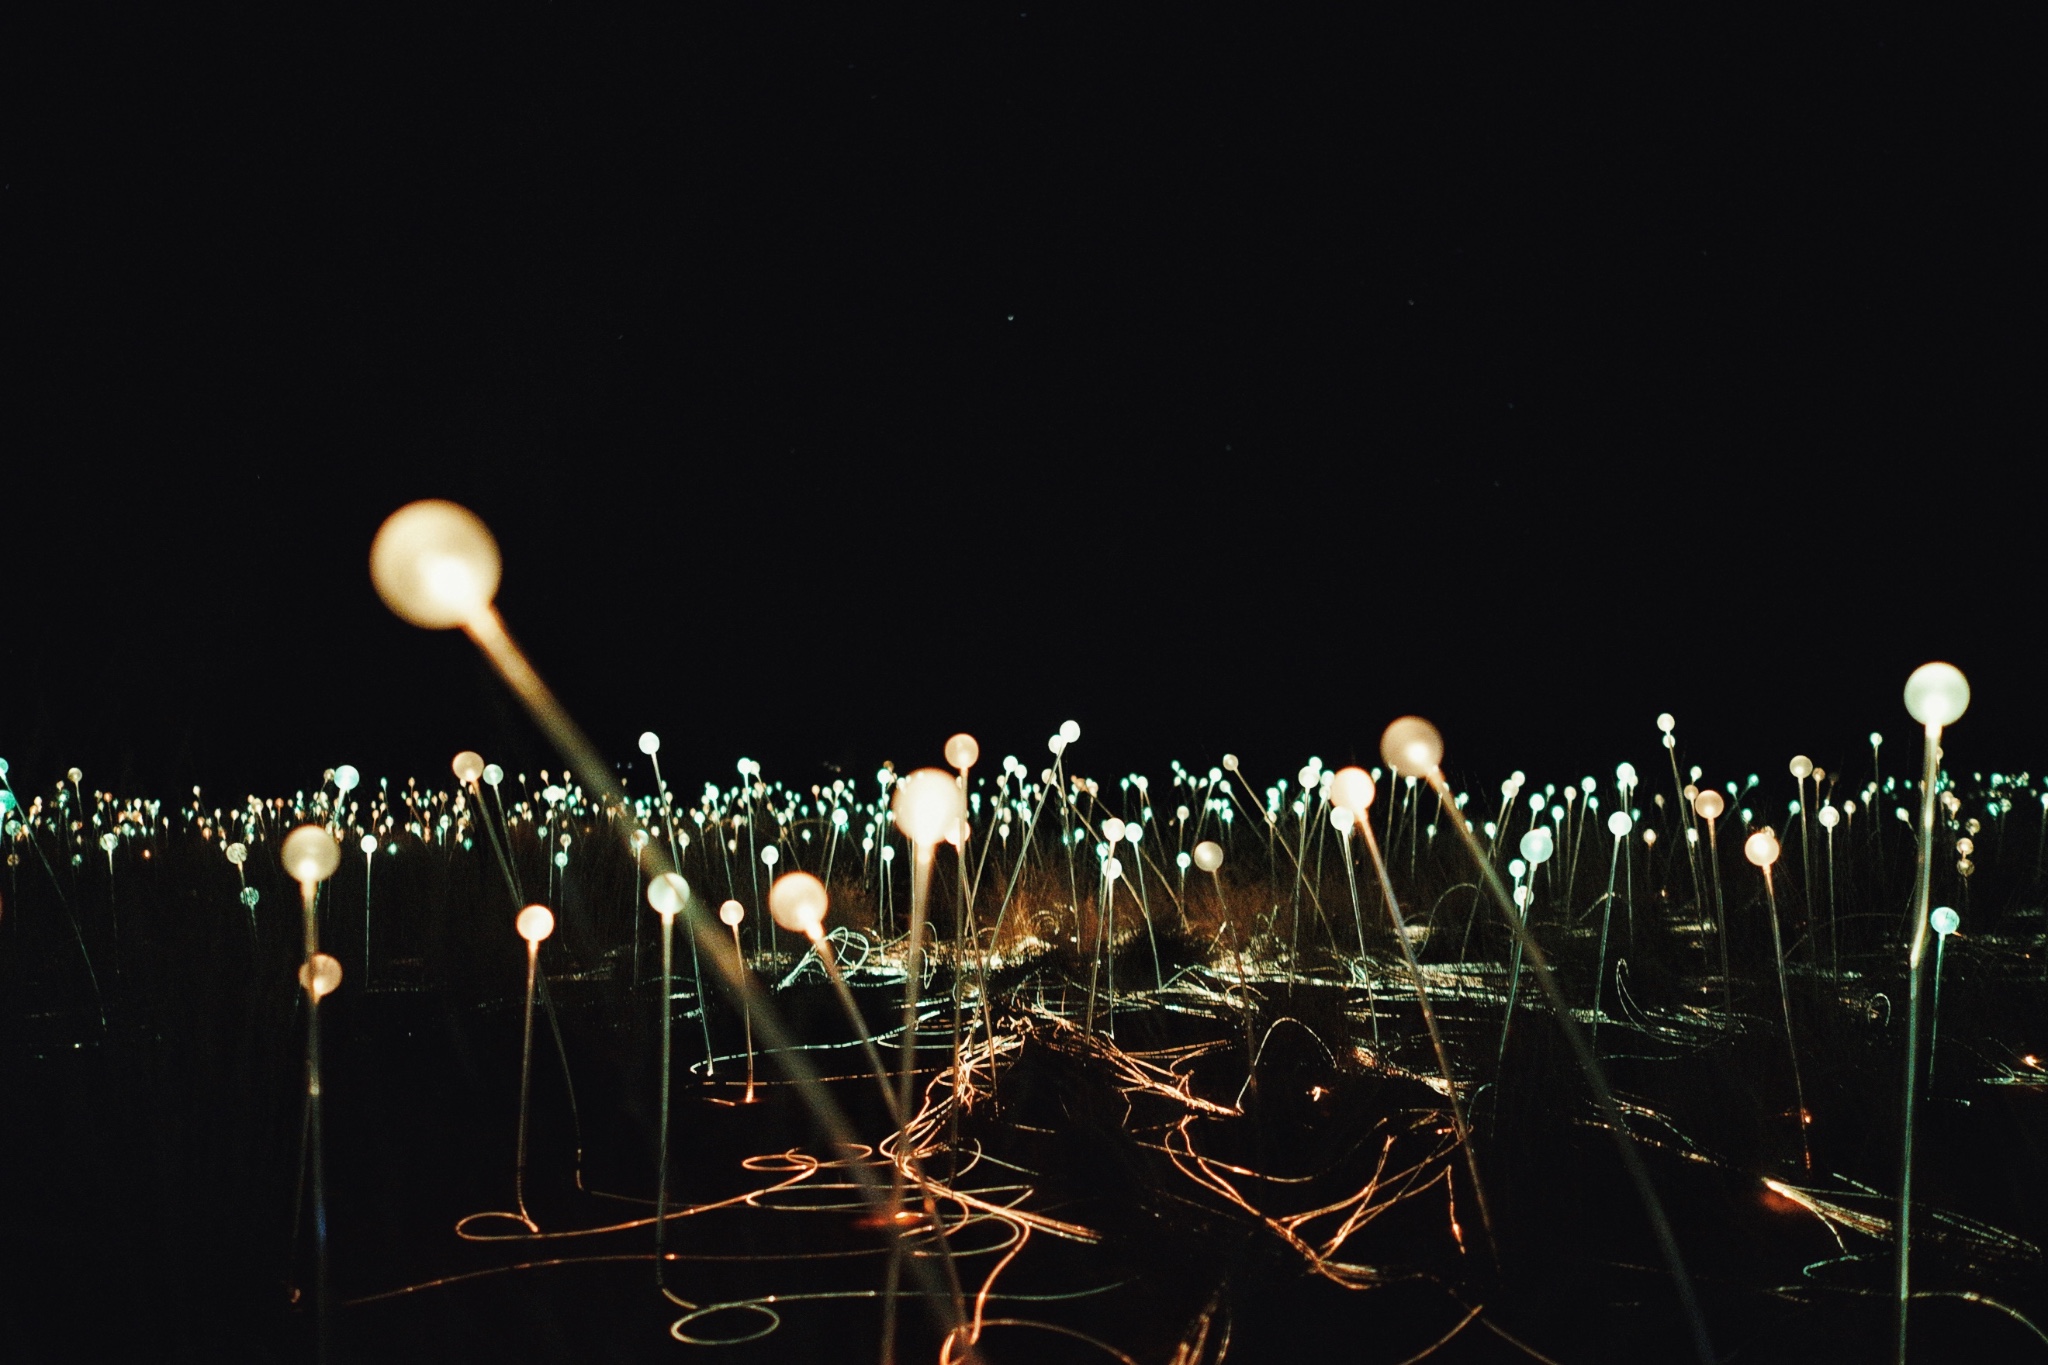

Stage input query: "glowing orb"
[
  {"left": 1329, "top": 805, "right": 1356, "bottom": 832},
  {"left": 369, "top": 499, "right": 502, "bottom": 629},
  {"left": 1818, "top": 805, "right": 1839, "bottom": 830},
  {"left": 225, "top": 842, "right": 248, "bottom": 866},
  {"left": 718, "top": 899, "right": 745, "bottom": 928},
  {"left": 647, "top": 871, "right": 689, "bottom": 917},
  {"left": 1930, "top": 906, "right": 1959, "bottom": 937},
  {"left": 1744, "top": 830, "right": 1780, "bottom": 868},
  {"left": 299, "top": 953, "right": 343, "bottom": 1000},
  {"left": 891, "top": 768, "right": 964, "bottom": 847},
  {"left": 1904, "top": 662, "right": 1970, "bottom": 728},
  {"left": 1329, "top": 766, "right": 1375, "bottom": 812},
  {"left": 944, "top": 733, "right": 980, "bottom": 769},
  {"left": 1379, "top": 717, "right": 1444, "bottom": 778},
  {"left": 1519, "top": 827, "right": 1555, "bottom": 865},
  {"left": 1607, "top": 811, "right": 1632, "bottom": 837},
  {"left": 281, "top": 826, "right": 341, "bottom": 883},
  {"left": 483, "top": 764, "right": 504, "bottom": 787},
  {"left": 638, "top": 731, "right": 661, "bottom": 756},
  {"left": 452, "top": 751, "right": 485, "bottom": 783},
  {"left": 761, "top": 846, "right": 779, "bottom": 867},
  {"left": 1102, "top": 817, "right": 1126, "bottom": 844},
  {"left": 1657, "top": 713, "right": 1676, "bottom": 734},
  {"left": 1693, "top": 789, "right": 1725, "bottom": 821},
  {"left": 768, "top": 871, "right": 829, "bottom": 936},
  {"left": 516, "top": 904, "right": 556, "bottom": 943},
  {"left": 1059, "top": 720, "right": 1081, "bottom": 744},
  {"left": 1788, "top": 755, "right": 1812, "bottom": 780},
  {"left": 1193, "top": 840, "right": 1223, "bottom": 873}
]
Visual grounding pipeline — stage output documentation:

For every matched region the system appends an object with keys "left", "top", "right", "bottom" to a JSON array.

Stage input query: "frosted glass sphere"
[
  {"left": 647, "top": 871, "right": 689, "bottom": 917},
  {"left": 760, "top": 846, "right": 779, "bottom": 867},
  {"left": 1744, "top": 830, "right": 1780, "bottom": 867},
  {"left": 1380, "top": 717, "right": 1444, "bottom": 778},
  {"left": 1818, "top": 805, "right": 1839, "bottom": 830},
  {"left": 1930, "top": 906, "right": 1959, "bottom": 937},
  {"left": 891, "top": 768, "right": 965, "bottom": 846},
  {"left": 99, "top": 832, "right": 119, "bottom": 853},
  {"left": 768, "top": 870, "right": 829, "bottom": 936},
  {"left": 226, "top": 842, "right": 248, "bottom": 866},
  {"left": 299, "top": 953, "right": 343, "bottom": 1001},
  {"left": 944, "top": 733, "right": 980, "bottom": 769},
  {"left": 718, "top": 899, "right": 745, "bottom": 928},
  {"left": 1643, "top": 829, "right": 1657, "bottom": 847},
  {"left": 281, "top": 826, "right": 341, "bottom": 883},
  {"left": 334, "top": 765, "right": 361, "bottom": 793},
  {"left": 1789, "top": 755, "right": 1812, "bottom": 780},
  {"left": 1192, "top": 840, "right": 1223, "bottom": 872},
  {"left": 1693, "top": 789, "right": 1725, "bottom": 821},
  {"left": 1102, "top": 817, "right": 1126, "bottom": 844},
  {"left": 1607, "top": 811, "right": 1632, "bottom": 837},
  {"left": 1870, "top": 733, "right": 1883, "bottom": 748},
  {"left": 483, "top": 764, "right": 504, "bottom": 787},
  {"left": 1519, "top": 827, "right": 1554, "bottom": 865},
  {"left": 638, "top": 731, "right": 661, "bottom": 756},
  {"left": 1222, "top": 754, "right": 1240, "bottom": 772},
  {"left": 1657, "top": 713, "right": 1676, "bottom": 733},
  {"left": 1048, "top": 735, "right": 1067, "bottom": 756},
  {"left": 1329, "top": 805, "right": 1355, "bottom": 833},
  {"left": 1616, "top": 762, "right": 1637, "bottom": 787},
  {"left": 1904, "top": 662, "right": 1970, "bottom": 728},
  {"left": 369, "top": 499, "right": 502, "bottom": 629},
  {"left": 1059, "top": 720, "right": 1081, "bottom": 744},
  {"left": 452, "top": 751, "right": 485, "bottom": 783},
  {"left": 516, "top": 904, "right": 556, "bottom": 943},
  {"left": 1103, "top": 856, "right": 1123, "bottom": 880},
  {"left": 1329, "top": 766, "right": 1376, "bottom": 813}
]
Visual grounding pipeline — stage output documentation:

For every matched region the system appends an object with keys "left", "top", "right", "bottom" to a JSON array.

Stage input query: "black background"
[{"left": 7, "top": 8, "right": 2036, "bottom": 800}]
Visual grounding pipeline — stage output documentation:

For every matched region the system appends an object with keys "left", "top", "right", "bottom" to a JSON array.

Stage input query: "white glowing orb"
[
  {"left": 638, "top": 731, "right": 661, "bottom": 755},
  {"left": 334, "top": 765, "right": 360, "bottom": 793},
  {"left": 1519, "top": 827, "right": 1555, "bottom": 865},
  {"left": 1102, "top": 817, "right": 1126, "bottom": 844},
  {"left": 226, "top": 842, "right": 248, "bottom": 866},
  {"left": 1329, "top": 766, "right": 1375, "bottom": 812},
  {"left": 281, "top": 826, "right": 341, "bottom": 883},
  {"left": 768, "top": 871, "right": 828, "bottom": 936},
  {"left": 647, "top": 871, "right": 689, "bottom": 917},
  {"left": 516, "top": 904, "right": 556, "bottom": 943},
  {"left": 891, "top": 768, "right": 965, "bottom": 847},
  {"left": 360, "top": 834, "right": 378, "bottom": 854},
  {"left": 944, "top": 733, "right": 980, "bottom": 769},
  {"left": 1380, "top": 717, "right": 1444, "bottom": 778},
  {"left": 1193, "top": 840, "right": 1223, "bottom": 872},
  {"left": 1607, "top": 811, "right": 1631, "bottom": 837},
  {"left": 761, "top": 845, "right": 779, "bottom": 867},
  {"left": 1744, "top": 830, "right": 1780, "bottom": 868},
  {"left": 1904, "top": 662, "right": 1970, "bottom": 728},
  {"left": 1060, "top": 720, "right": 1081, "bottom": 744},
  {"left": 1329, "top": 805, "right": 1356, "bottom": 833},
  {"left": 1693, "top": 789, "right": 1725, "bottom": 821},
  {"left": 718, "top": 899, "right": 745, "bottom": 928},
  {"left": 1930, "top": 906, "right": 1959, "bottom": 937},
  {"left": 452, "top": 750, "right": 485, "bottom": 783},
  {"left": 370, "top": 499, "right": 502, "bottom": 629},
  {"left": 1788, "top": 755, "right": 1813, "bottom": 780},
  {"left": 299, "top": 953, "right": 343, "bottom": 1000},
  {"left": 1818, "top": 805, "right": 1839, "bottom": 830},
  {"left": 1657, "top": 713, "right": 1676, "bottom": 734}
]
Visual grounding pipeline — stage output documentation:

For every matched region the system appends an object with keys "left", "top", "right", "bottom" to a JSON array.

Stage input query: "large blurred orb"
[
  {"left": 299, "top": 953, "right": 343, "bottom": 1000},
  {"left": 281, "top": 825, "right": 341, "bottom": 883},
  {"left": 1903, "top": 662, "right": 1970, "bottom": 728},
  {"left": 1192, "top": 840, "right": 1223, "bottom": 873},
  {"left": 891, "top": 768, "right": 964, "bottom": 847},
  {"left": 452, "top": 750, "right": 485, "bottom": 784},
  {"left": 647, "top": 871, "right": 689, "bottom": 917},
  {"left": 1519, "top": 827, "right": 1555, "bottom": 865},
  {"left": 1329, "top": 766, "right": 1376, "bottom": 812},
  {"left": 370, "top": 499, "right": 502, "bottom": 629},
  {"left": 516, "top": 904, "right": 556, "bottom": 943},
  {"left": 1744, "top": 830, "right": 1780, "bottom": 867},
  {"left": 1379, "top": 717, "right": 1443, "bottom": 778},
  {"left": 768, "top": 871, "right": 828, "bottom": 936}
]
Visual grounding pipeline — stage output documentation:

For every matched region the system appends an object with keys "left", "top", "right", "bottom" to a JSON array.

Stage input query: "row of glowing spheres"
[{"left": 353, "top": 500, "right": 1976, "bottom": 947}]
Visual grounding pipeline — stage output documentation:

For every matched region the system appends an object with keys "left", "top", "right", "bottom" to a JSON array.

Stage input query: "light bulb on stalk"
[
  {"left": 516, "top": 904, "right": 556, "bottom": 943},
  {"left": 298, "top": 953, "right": 343, "bottom": 1000},
  {"left": 453, "top": 751, "right": 485, "bottom": 784},
  {"left": 768, "top": 871, "right": 828, "bottom": 939},
  {"left": 1904, "top": 662, "right": 1970, "bottom": 728},
  {"left": 282, "top": 825, "right": 341, "bottom": 885},
  {"left": 1330, "top": 766, "right": 1376, "bottom": 813},
  {"left": 1744, "top": 830, "right": 1780, "bottom": 868},
  {"left": 370, "top": 500, "right": 502, "bottom": 630},
  {"left": 1193, "top": 841, "right": 1223, "bottom": 873},
  {"left": 891, "top": 769, "right": 964, "bottom": 850},
  {"left": 944, "top": 733, "right": 979, "bottom": 770},
  {"left": 1379, "top": 718, "right": 1443, "bottom": 779}
]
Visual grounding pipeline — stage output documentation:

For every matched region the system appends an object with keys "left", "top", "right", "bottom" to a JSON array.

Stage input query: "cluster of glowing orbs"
[
  {"left": 1693, "top": 789, "right": 1726, "bottom": 821},
  {"left": 1930, "top": 906, "right": 1960, "bottom": 937},
  {"left": 1744, "top": 830, "right": 1781, "bottom": 868},
  {"left": 1379, "top": 717, "right": 1444, "bottom": 779},
  {"left": 718, "top": 899, "right": 745, "bottom": 928},
  {"left": 1192, "top": 840, "right": 1224, "bottom": 873},
  {"left": 516, "top": 904, "right": 556, "bottom": 943},
  {"left": 891, "top": 768, "right": 964, "bottom": 847},
  {"left": 1904, "top": 662, "right": 1970, "bottom": 728},
  {"left": 647, "top": 871, "right": 690, "bottom": 917},
  {"left": 369, "top": 499, "right": 502, "bottom": 629},
  {"left": 281, "top": 825, "right": 341, "bottom": 883},
  {"left": 944, "top": 733, "right": 979, "bottom": 769},
  {"left": 1329, "top": 766, "right": 1376, "bottom": 813},
  {"left": 300, "top": 953, "right": 343, "bottom": 1000},
  {"left": 768, "top": 871, "right": 828, "bottom": 938},
  {"left": 1519, "top": 827, "right": 1555, "bottom": 865},
  {"left": 452, "top": 751, "right": 485, "bottom": 783}
]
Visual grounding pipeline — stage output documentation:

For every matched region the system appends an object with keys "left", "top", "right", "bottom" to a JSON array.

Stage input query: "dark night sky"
[{"left": 5, "top": 9, "right": 2036, "bottom": 800}]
